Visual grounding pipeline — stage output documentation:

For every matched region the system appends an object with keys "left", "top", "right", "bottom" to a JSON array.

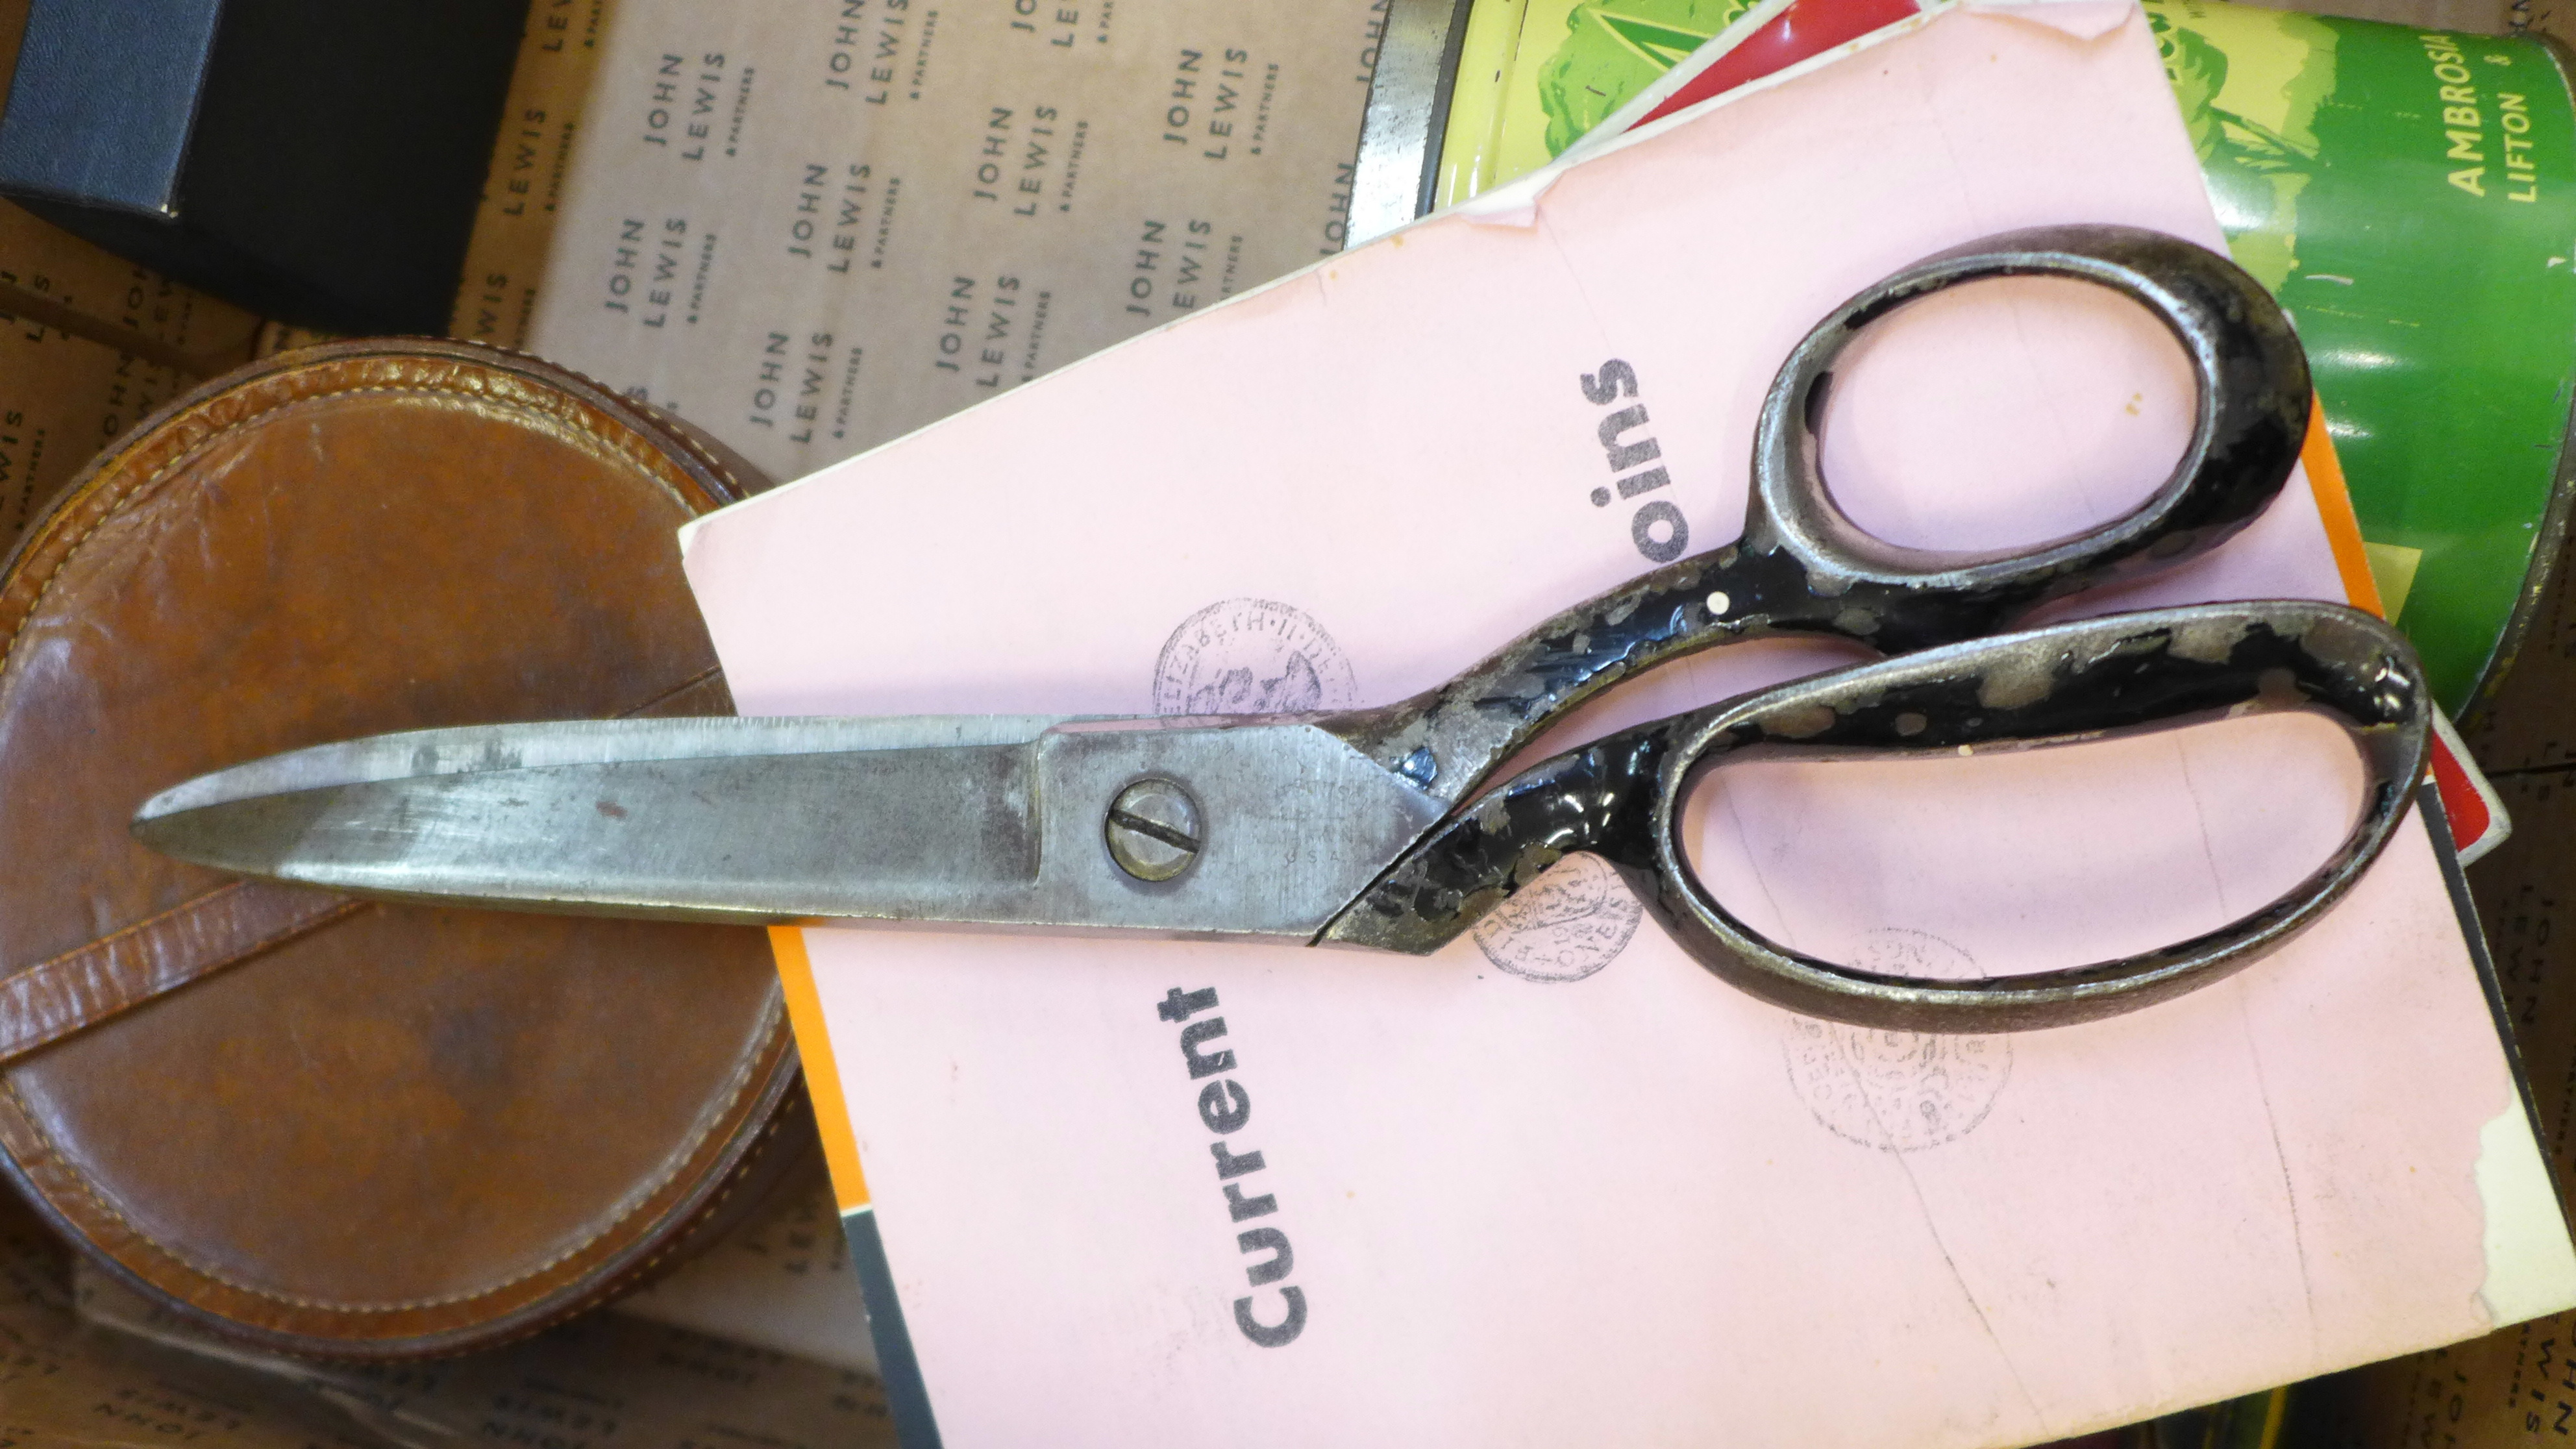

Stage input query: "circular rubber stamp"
[
  {"left": 1154, "top": 599, "right": 1358, "bottom": 716},
  {"left": 1473, "top": 853, "right": 1645, "bottom": 983},
  {"left": 1780, "top": 929, "right": 2012, "bottom": 1152}
]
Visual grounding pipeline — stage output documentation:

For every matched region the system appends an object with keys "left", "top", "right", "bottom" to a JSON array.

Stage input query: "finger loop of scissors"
[
  {"left": 1319, "top": 226, "right": 2313, "bottom": 808},
  {"left": 1323, "top": 602, "right": 2427, "bottom": 1033},
  {"left": 1750, "top": 223, "right": 2314, "bottom": 651},
  {"left": 1643, "top": 602, "right": 2426, "bottom": 1032}
]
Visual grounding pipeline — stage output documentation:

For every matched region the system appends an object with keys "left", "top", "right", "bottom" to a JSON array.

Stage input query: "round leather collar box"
[{"left": 0, "top": 340, "right": 801, "bottom": 1357}]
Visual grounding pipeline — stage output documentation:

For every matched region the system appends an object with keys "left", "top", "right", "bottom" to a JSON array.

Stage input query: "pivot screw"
[{"left": 1106, "top": 779, "right": 1201, "bottom": 882}]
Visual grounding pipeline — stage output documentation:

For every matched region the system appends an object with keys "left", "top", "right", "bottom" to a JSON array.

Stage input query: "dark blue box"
[{"left": 0, "top": 0, "right": 528, "bottom": 333}]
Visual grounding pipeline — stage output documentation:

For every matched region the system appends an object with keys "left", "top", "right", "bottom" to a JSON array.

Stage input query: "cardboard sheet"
[
  {"left": 678, "top": 6, "right": 2576, "bottom": 1443},
  {"left": 515, "top": 0, "right": 1385, "bottom": 480}
]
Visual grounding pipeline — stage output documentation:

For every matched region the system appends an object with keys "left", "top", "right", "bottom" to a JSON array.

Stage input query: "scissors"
[{"left": 132, "top": 225, "right": 2430, "bottom": 1034}]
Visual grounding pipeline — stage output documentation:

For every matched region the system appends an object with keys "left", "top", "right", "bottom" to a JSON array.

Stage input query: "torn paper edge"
[{"left": 2477, "top": 1102, "right": 2576, "bottom": 1326}]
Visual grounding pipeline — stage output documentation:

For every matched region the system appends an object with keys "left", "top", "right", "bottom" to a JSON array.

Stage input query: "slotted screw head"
[{"left": 1106, "top": 779, "right": 1200, "bottom": 882}]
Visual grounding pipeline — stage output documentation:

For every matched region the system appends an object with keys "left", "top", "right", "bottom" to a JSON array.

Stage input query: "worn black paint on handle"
[
  {"left": 1317, "top": 225, "right": 2312, "bottom": 809},
  {"left": 1320, "top": 601, "right": 2427, "bottom": 1034}
]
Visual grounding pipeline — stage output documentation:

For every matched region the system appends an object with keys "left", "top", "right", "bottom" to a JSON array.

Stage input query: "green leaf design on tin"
[
  {"left": 1597, "top": 13, "right": 1715, "bottom": 64},
  {"left": 2142, "top": 0, "right": 2339, "bottom": 290},
  {"left": 1535, "top": 0, "right": 1754, "bottom": 156}
]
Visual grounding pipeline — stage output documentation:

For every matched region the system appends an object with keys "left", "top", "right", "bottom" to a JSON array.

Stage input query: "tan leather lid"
[{"left": 0, "top": 340, "right": 800, "bottom": 1356}]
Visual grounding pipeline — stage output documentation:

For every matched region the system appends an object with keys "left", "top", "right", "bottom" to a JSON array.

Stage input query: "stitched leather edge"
[
  {"left": 0, "top": 340, "right": 795, "bottom": 1352},
  {"left": 0, "top": 672, "right": 730, "bottom": 1066},
  {"left": 0, "top": 1000, "right": 786, "bottom": 1313},
  {"left": 0, "top": 1015, "right": 800, "bottom": 1356},
  {"left": 0, "top": 883, "right": 367, "bottom": 1065}
]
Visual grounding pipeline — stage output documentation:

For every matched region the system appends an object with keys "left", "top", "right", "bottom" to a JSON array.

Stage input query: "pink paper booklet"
[{"left": 678, "top": 6, "right": 2576, "bottom": 1443}]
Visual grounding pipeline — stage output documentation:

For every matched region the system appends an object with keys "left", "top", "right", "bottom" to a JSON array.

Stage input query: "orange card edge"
[
  {"left": 2301, "top": 402, "right": 2385, "bottom": 618},
  {"left": 768, "top": 924, "right": 872, "bottom": 1212}
]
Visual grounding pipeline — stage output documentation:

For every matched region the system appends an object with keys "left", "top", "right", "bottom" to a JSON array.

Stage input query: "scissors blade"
[{"left": 132, "top": 716, "right": 1449, "bottom": 939}]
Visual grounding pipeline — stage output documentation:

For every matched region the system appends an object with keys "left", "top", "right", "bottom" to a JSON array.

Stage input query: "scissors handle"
[
  {"left": 1324, "top": 225, "right": 2310, "bottom": 807},
  {"left": 1320, "top": 601, "right": 2427, "bottom": 1032}
]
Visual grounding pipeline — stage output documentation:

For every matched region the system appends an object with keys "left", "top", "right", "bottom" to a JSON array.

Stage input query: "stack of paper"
[{"left": 678, "top": 5, "right": 2576, "bottom": 1443}]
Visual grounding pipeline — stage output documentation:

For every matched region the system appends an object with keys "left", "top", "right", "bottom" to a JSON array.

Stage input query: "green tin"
[
  {"left": 1433, "top": 0, "right": 2576, "bottom": 714},
  {"left": 2149, "top": 1, "right": 2576, "bottom": 715}
]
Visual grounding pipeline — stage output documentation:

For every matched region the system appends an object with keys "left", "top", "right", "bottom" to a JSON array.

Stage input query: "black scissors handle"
[
  {"left": 1321, "top": 601, "right": 2429, "bottom": 1032},
  {"left": 1324, "top": 225, "right": 2311, "bottom": 806}
]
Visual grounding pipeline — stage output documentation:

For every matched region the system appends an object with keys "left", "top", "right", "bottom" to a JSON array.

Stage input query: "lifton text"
[{"left": 2424, "top": 34, "right": 2538, "bottom": 201}]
